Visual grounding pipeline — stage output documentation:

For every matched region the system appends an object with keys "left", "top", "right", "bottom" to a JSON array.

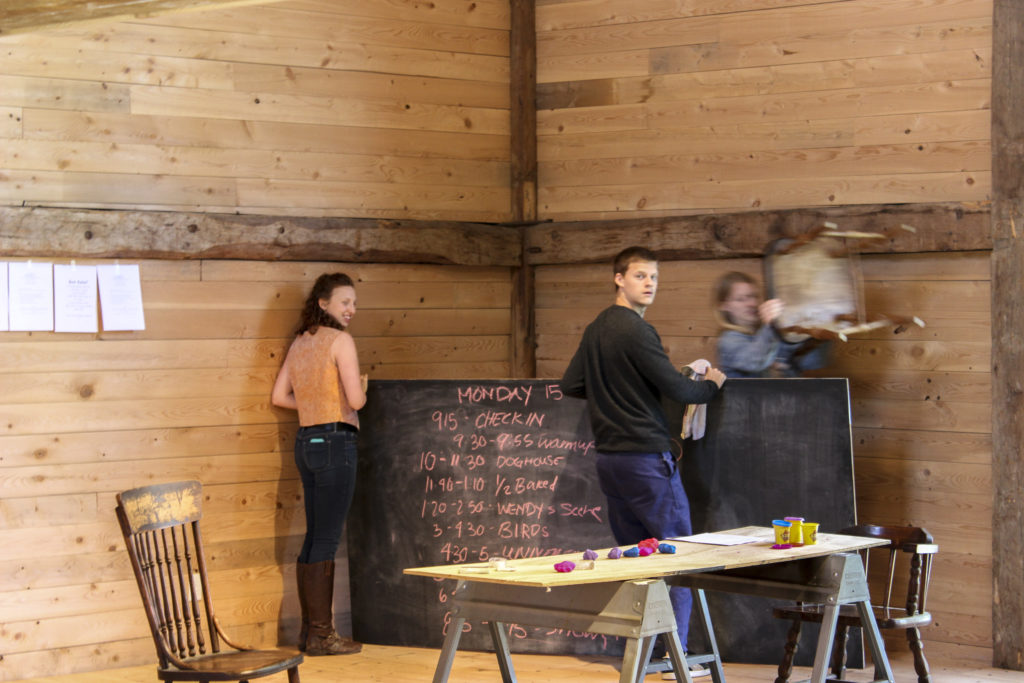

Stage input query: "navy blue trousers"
[
  {"left": 596, "top": 451, "right": 694, "bottom": 650},
  {"left": 295, "top": 423, "right": 359, "bottom": 564}
]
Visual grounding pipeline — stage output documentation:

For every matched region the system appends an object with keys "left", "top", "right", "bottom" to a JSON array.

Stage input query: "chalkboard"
[
  {"left": 672, "top": 378, "right": 858, "bottom": 666},
  {"left": 347, "top": 379, "right": 617, "bottom": 655},
  {"left": 348, "top": 378, "right": 856, "bottom": 663}
]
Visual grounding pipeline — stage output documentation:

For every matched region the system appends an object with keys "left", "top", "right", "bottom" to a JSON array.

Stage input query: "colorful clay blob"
[
  {"left": 623, "top": 547, "right": 640, "bottom": 558},
  {"left": 554, "top": 560, "right": 576, "bottom": 573},
  {"left": 638, "top": 538, "right": 660, "bottom": 551},
  {"left": 582, "top": 549, "right": 599, "bottom": 561},
  {"left": 658, "top": 543, "right": 677, "bottom": 554},
  {"left": 607, "top": 547, "right": 623, "bottom": 559},
  {"left": 638, "top": 546, "right": 655, "bottom": 557}
]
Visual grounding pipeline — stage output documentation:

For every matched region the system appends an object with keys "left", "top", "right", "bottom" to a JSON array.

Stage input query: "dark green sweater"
[{"left": 560, "top": 305, "right": 719, "bottom": 453}]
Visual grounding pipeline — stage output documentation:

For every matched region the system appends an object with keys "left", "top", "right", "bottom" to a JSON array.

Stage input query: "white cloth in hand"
[{"left": 681, "top": 359, "right": 710, "bottom": 440}]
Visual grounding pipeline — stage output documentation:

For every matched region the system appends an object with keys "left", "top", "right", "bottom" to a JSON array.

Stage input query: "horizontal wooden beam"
[
  {"left": 0, "top": 0, "right": 280, "bottom": 36},
  {"left": 524, "top": 202, "right": 992, "bottom": 265},
  {"left": 0, "top": 206, "right": 523, "bottom": 267},
  {"left": 2, "top": 202, "right": 992, "bottom": 267}
]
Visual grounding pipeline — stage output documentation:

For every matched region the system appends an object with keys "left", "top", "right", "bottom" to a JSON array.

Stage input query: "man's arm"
[
  {"left": 560, "top": 343, "right": 587, "bottom": 398},
  {"left": 634, "top": 323, "right": 721, "bottom": 404}
]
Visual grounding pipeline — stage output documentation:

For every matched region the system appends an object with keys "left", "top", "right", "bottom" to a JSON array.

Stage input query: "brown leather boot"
[
  {"left": 295, "top": 562, "right": 309, "bottom": 651},
  {"left": 300, "top": 559, "right": 362, "bottom": 655}
]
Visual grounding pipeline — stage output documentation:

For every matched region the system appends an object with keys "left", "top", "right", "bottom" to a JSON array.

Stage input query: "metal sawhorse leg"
[
  {"left": 430, "top": 578, "right": 697, "bottom": 683},
  {"left": 429, "top": 552, "right": 891, "bottom": 683},
  {"left": 671, "top": 552, "right": 895, "bottom": 683},
  {"left": 643, "top": 586, "right": 726, "bottom": 683}
]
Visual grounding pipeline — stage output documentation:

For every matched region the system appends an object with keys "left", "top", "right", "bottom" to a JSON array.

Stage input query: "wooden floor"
[{"left": 16, "top": 644, "right": 1024, "bottom": 683}]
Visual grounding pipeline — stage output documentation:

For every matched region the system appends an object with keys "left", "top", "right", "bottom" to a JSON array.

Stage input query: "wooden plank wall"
[
  {"left": 534, "top": 251, "right": 992, "bottom": 664},
  {"left": 534, "top": 0, "right": 994, "bottom": 659},
  {"left": 535, "top": 0, "right": 993, "bottom": 221},
  {"left": 0, "top": 258, "right": 512, "bottom": 681},
  {"left": 0, "top": 0, "right": 1000, "bottom": 678},
  {"left": 0, "top": 3, "right": 514, "bottom": 677},
  {"left": 0, "top": 0, "right": 512, "bottom": 222}
]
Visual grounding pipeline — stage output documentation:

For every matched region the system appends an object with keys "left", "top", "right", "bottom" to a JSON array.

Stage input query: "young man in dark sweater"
[{"left": 560, "top": 246, "right": 726, "bottom": 680}]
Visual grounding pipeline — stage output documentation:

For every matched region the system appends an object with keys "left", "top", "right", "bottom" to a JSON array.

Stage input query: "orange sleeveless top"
[{"left": 285, "top": 327, "right": 359, "bottom": 428}]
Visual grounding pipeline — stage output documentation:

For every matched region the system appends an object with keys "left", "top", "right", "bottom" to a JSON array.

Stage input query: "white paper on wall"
[
  {"left": 54, "top": 263, "right": 99, "bottom": 333},
  {"left": 98, "top": 263, "right": 146, "bottom": 331},
  {"left": 8, "top": 261, "right": 54, "bottom": 332},
  {"left": 0, "top": 262, "right": 8, "bottom": 332}
]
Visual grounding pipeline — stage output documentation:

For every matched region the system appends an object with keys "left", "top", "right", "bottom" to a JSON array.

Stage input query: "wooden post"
[
  {"left": 509, "top": 0, "right": 537, "bottom": 225},
  {"left": 510, "top": 255, "right": 536, "bottom": 378},
  {"left": 991, "top": 0, "right": 1024, "bottom": 670},
  {"left": 509, "top": 0, "right": 537, "bottom": 377}
]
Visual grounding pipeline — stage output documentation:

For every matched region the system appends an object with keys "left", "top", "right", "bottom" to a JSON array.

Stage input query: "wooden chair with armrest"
[
  {"left": 116, "top": 480, "right": 303, "bottom": 683},
  {"left": 772, "top": 524, "right": 937, "bottom": 683}
]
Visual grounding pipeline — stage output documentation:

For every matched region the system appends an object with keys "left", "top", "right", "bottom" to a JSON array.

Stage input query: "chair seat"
[
  {"left": 774, "top": 602, "right": 933, "bottom": 630},
  {"left": 158, "top": 648, "right": 303, "bottom": 681}
]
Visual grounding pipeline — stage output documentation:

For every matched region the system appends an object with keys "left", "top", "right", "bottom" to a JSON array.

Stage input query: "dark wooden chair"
[
  {"left": 772, "top": 524, "right": 937, "bottom": 683},
  {"left": 116, "top": 480, "right": 303, "bottom": 682}
]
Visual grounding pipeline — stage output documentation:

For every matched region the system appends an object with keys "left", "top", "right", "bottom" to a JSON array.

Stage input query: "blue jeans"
[
  {"left": 295, "top": 422, "right": 359, "bottom": 564},
  {"left": 596, "top": 451, "right": 694, "bottom": 649}
]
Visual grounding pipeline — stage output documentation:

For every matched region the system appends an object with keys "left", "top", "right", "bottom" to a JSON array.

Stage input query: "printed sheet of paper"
[
  {"left": 98, "top": 264, "right": 146, "bottom": 331},
  {"left": 0, "top": 262, "right": 8, "bottom": 331},
  {"left": 670, "top": 532, "right": 761, "bottom": 546},
  {"left": 54, "top": 264, "right": 99, "bottom": 333},
  {"left": 8, "top": 261, "right": 54, "bottom": 331}
]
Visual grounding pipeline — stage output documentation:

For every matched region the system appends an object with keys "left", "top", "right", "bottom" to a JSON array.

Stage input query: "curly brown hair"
[{"left": 295, "top": 273, "right": 356, "bottom": 335}]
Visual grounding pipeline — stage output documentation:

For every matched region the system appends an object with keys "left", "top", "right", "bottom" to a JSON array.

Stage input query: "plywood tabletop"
[{"left": 403, "top": 526, "right": 888, "bottom": 588}]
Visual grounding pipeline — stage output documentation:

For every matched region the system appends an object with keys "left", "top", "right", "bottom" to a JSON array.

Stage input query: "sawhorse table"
[{"left": 404, "top": 526, "right": 895, "bottom": 683}]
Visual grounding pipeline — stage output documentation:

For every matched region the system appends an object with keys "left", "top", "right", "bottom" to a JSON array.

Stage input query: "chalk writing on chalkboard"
[
  {"left": 348, "top": 379, "right": 619, "bottom": 655},
  {"left": 348, "top": 378, "right": 856, "bottom": 663}
]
